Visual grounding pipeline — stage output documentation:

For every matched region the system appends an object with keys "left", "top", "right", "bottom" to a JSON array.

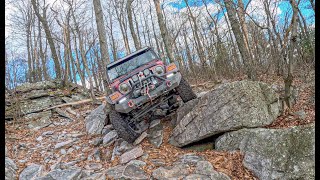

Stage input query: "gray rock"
[
  {"left": 54, "top": 139, "right": 76, "bottom": 149},
  {"left": 21, "top": 97, "right": 53, "bottom": 115},
  {"left": 16, "top": 81, "right": 56, "bottom": 93},
  {"left": 152, "top": 164, "right": 190, "bottom": 180},
  {"left": 150, "top": 159, "right": 166, "bottom": 167},
  {"left": 85, "top": 163, "right": 103, "bottom": 171},
  {"left": 36, "top": 168, "right": 83, "bottom": 180},
  {"left": 183, "top": 174, "right": 211, "bottom": 180},
  {"left": 88, "top": 148, "right": 101, "bottom": 162},
  {"left": 19, "top": 164, "right": 44, "bottom": 180},
  {"left": 195, "top": 161, "right": 230, "bottom": 179},
  {"left": 197, "top": 91, "right": 209, "bottom": 98},
  {"left": 148, "top": 121, "right": 163, "bottom": 148},
  {"left": 81, "top": 173, "right": 106, "bottom": 180},
  {"left": 54, "top": 108, "right": 74, "bottom": 120},
  {"left": 36, "top": 136, "right": 43, "bottom": 142},
  {"left": 175, "top": 153, "right": 205, "bottom": 166},
  {"left": 105, "top": 165, "right": 126, "bottom": 179},
  {"left": 5, "top": 146, "right": 8, "bottom": 156},
  {"left": 170, "top": 80, "right": 281, "bottom": 147},
  {"left": 294, "top": 110, "right": 307, "bottom": 120},
  {"left": 5, "top": 157, "right": 18, "bottom": 180},
  {"left": 195, "top": 161, "right": 215, "bottom": 175},
  {"left": 85, "top": 104, "right": 108, "bottom": 135},
  {"left": 176, "top": 98, "right": 199, "bottom": 126},
  {"left": 90, "top": 137, "right": 103, "bottom": 147},
  {"left": 102, "top": 125, "right": 114, "bottom": 135},
  {"left": 60, "top": 161, "right": 78, "bottom": 169},
  {"left": 120, "top": 146, "right": 144, "bottom": 164},
  {"left": 105, "top": 164, "right": 148, "bottom": 180},
  {"left": 123, "top": 164, "right": 148, "bottom": 179},
  {"left": 118, "top": 140, "right": 134, "bottom": 154},
  {"left": 149, "top": 119, "right": 161, "bottom": 129},
  {"left": 133, "top": 131, "right": 148, "bottom": 146},
  {"left": 42, "top": 131, "right": 54, "bottom": 136},
  {"left": 103, "top": 130, "right": 118, "bottom": 145},
  {"left": 215, "top": 124, "right": 315, "bottom": 180},
  {"left": 27, "top": 111, "right": 52, "bottom": 129},
  {"left": 60, "top": 149, "right": 66, "bottom": 155},
  {"left": 128, "top": 160, "right": 147, "bottom": 167}
]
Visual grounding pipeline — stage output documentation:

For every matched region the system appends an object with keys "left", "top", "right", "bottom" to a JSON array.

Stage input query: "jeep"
[{"left": 106, "top": 47, "right": 196, "bottom": 143}]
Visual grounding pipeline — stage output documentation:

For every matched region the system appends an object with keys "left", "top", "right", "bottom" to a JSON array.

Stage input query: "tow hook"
[
  {"left": 128, "top": 100, "right": 135, "bottom": 108},
  {"left": 166, "top": 81, "right": 172, "bottom": 87}
]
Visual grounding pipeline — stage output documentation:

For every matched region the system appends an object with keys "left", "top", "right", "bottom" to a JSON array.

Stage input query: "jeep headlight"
[
  {"left": 143, "top": 69, "right": 150, "bottom": 76},
  {"left": 132, "top": 75, "right": 138, "bottom": 82},
  {"left": 154, "top": 66, "right": 164, "bottom": 75},
  {"left": 119, "top": 83, "right": 131, "bottom": 94}
]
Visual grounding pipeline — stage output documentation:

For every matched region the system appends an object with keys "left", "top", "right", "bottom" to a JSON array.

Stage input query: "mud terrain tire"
[
  {"left": 176, "top": 76, "right": 197, "bottom": 103},
  {"left": 109, "top": 110, "right": 140, "bottom": 143}
]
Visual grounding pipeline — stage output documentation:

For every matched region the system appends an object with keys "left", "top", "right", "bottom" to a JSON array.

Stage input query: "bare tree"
[
  {"left": 153, "top": 0, "right": 174, "bottom": 63},
  {"left": 126, "top": 0, "right": 140, "bottom": 50},
  {"left": 31, "top": 0, "right": 62, "bottom": 79},
  {"left": 224, "top": 0, "right": 256, "bottom": 80}
]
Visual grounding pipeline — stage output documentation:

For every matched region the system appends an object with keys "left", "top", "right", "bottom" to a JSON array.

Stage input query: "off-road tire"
[
  {"left": 176, "top": 76, "right": 197, "bottom": 103},
  {"left": 109, "top": 110, "right": 140, "bottom": 143}
]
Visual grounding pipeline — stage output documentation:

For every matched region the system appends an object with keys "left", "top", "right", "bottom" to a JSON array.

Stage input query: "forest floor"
[{"left": 5, "top": 70, "right": 315, "bottom": 179}]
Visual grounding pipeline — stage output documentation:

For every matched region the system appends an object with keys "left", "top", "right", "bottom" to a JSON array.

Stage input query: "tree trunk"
[
  {"left": 92, "top": 0, "right": 110, "bottom": 90},
  {"left": 153, "top": 0, "right": 174, "bottom": 63},
  {"left": 224, "top": 0, "right": 256, "bottom": 80},
  {"left": 127, "top": 0, "right": 140, "bottom": 50},
  {"left": 284, "top": 0, "right": 299, "bottom": 110},
  {"left": 31, "top": 0, "right": 61, "bottom": 79}
]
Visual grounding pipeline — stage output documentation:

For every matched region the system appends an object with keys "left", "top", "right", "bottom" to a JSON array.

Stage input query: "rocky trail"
[{"left": 5, "top": 72, "right": 315, "bottom": 180}]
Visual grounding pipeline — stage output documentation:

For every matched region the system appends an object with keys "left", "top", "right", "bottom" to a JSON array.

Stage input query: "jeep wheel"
[
  {"left": 109, "top": 110, "right": 140, "bottom": 143},
  {"left": 176, "top": 76, "right": 197, "bottom": 103}
]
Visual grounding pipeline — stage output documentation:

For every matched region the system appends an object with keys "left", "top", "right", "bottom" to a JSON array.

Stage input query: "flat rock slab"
[
  {"left": 85, "top": 104, "right": 108, "bottom": 135},
  {"left": 148, "top": 121, "right": 163, "bottom": 148},
  {"left": 103, "top": 130, "right": 118, "bottom": 145},
  {"left": 54, "top": 139, "right": 77, "bottom": 149},
  {"left": 27, "top": 111, "right": 52, "bottom": 129},
  {"left": 170, "top": 80, "right": 280, "bottom": 147},
  {"left": 133, "top": 131, "right": 148, "bottom": 146},
  {"left": 16, "top": 81, "right": 57, "bottom": 93},
  {"left": 20, "top": 97, "right": 53, "bottom": 115},
  {"left": 215, "top": 124, "right": 315, "bottom": 180},
  {"left": 152, "top": 164, "right": 190, "bottom": 180},
  {"left": 120, "top": 146, "right": 144, "bottom": 164},
  {"left": 105, "top": 164, "right": 148, "bottom": 179},
  {"left": 35, "top": 168, "right": 83, "bottom": 180},
  {"left": 19, "top": 164, "right": 43, "bottom": 180}
]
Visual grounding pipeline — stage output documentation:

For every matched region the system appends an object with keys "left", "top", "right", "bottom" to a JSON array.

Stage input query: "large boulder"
[
  {"left": 215, "top": 124, "right": 315, "bottom": 180},
  {"left": 6, "top": 97, "right": 53, "bottom": 119},
  {"left": 85, "top": 104, "right": 108, "bottom": 135},
  {"left": 169, "top": 80, "right": 280, "bottom": 147}
]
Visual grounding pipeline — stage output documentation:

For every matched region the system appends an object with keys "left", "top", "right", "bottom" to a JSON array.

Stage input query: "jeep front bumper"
[{"left": 114, "top": 72, "right": 182, "bottom": 113}]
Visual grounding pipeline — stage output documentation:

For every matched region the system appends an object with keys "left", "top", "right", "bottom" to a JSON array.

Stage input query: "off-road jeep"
[{"left": 106, "top": 47, "right": 196, "bottom": 143}]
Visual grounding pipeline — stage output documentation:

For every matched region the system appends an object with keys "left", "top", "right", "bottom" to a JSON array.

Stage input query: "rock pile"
[
  {"left": 5, "top": 81, "right": 90, "bottom": 126},
  {"left": 169, "top": 80, "right": 314, "bottom": 179}
]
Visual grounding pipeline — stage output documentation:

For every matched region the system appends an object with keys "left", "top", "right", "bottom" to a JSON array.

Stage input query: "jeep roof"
[{"left": 107, "top": 46, "right": 154, "bottom": 70}]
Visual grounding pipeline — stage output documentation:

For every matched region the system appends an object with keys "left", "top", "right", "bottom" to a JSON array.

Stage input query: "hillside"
[{"left": 5, "top": 71, "right": 314, "bottom": 180}]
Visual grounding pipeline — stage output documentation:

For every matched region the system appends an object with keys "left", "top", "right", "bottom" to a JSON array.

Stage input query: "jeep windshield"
[{"left": 107, "top": 50, "right": 158, "bottom": 82}]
